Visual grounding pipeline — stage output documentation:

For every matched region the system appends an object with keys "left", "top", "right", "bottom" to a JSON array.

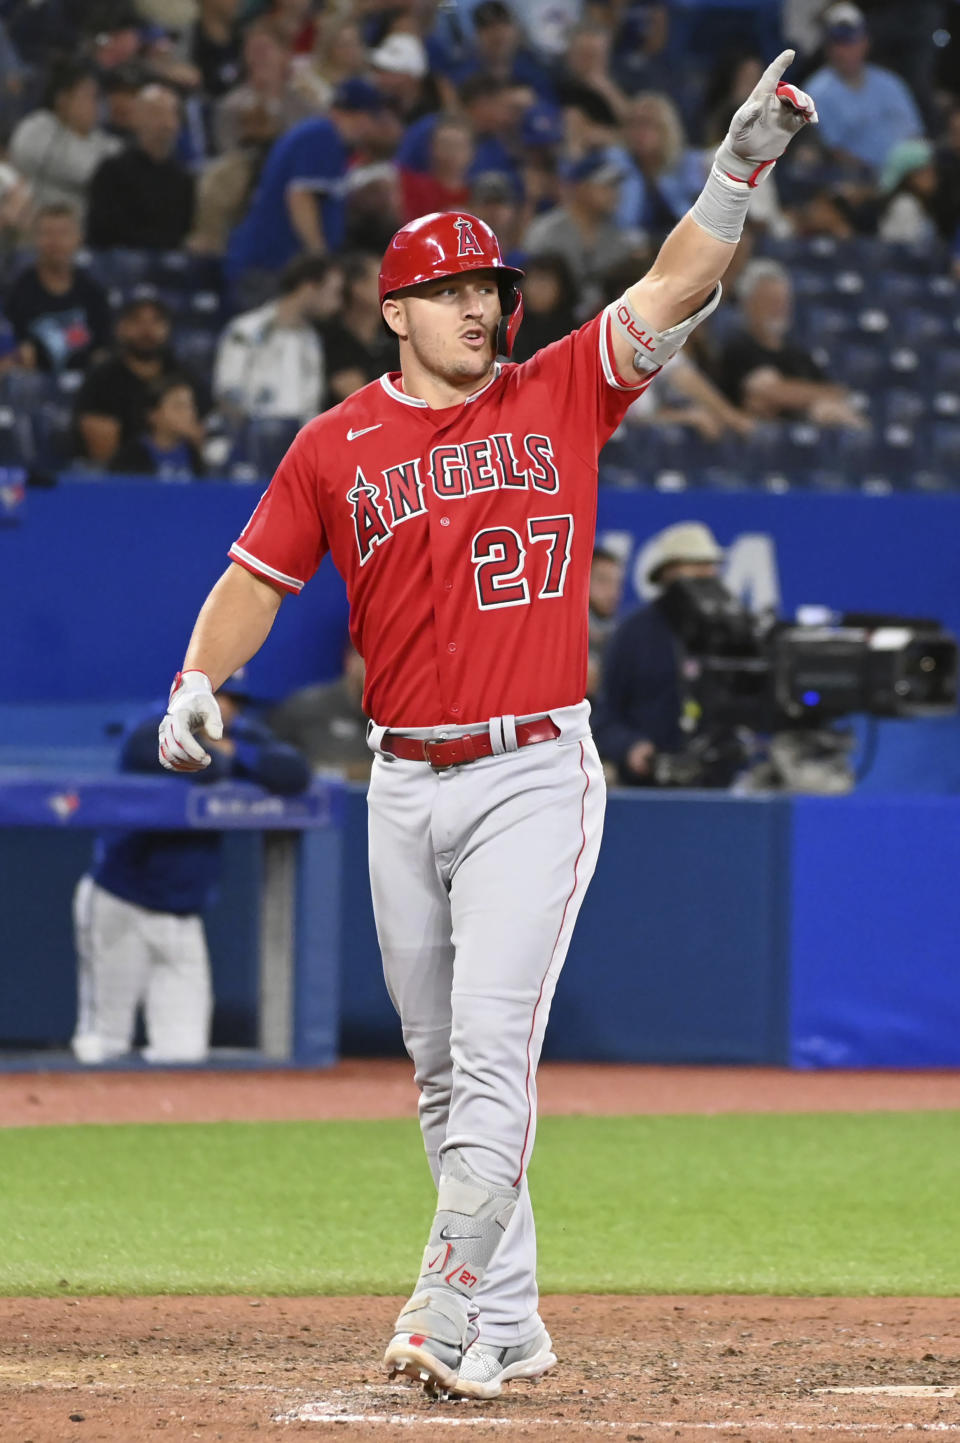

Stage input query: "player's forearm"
[
  {"left": 182, "top": 563, "right": 283, "bottom": 689},
  {"left": 629, "top": 215, "right": 735, "bottom": 333},
  {"left": 287, "top": 186, "right": 326, "bottom": 254}
]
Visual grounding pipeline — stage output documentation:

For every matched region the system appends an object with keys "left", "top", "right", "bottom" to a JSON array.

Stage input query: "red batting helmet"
[{"left": 379, "top": 211, "right": 524, "bottom": 358}]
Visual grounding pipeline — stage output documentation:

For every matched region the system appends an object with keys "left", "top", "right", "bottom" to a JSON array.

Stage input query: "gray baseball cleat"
[
  {"left": 384, "top": 1291, "right": 479, "bottom": 1396},
  {"left": 449, "top": 1324, "right": 557, "bottom": 1399}
]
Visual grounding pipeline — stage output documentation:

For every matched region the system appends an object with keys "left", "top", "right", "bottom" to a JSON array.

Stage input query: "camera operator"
[{"left": 592, "top": 522, "right": 723, "bottom": 785}]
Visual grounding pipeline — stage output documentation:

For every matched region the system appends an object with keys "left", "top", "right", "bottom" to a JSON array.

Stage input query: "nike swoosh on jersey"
[
  {"left": 438, "top": 1225, "right": 481, "bottom": 1241},
  {"left": 347, "top": 424, "right": 383, "bottom": 440}
]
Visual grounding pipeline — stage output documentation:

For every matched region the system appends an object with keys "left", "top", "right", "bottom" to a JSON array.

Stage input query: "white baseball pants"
[
  {"left": 366, "top": 701, "right": 606, "bottom": 1346},
  {"left": 72, "top": 875, "right": 213, "bottom": 1064}
]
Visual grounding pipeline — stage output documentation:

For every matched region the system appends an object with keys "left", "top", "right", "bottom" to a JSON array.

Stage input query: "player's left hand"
[
  {"left": 158, "top": 669, "right": 223, "bottom": 772},
  {"left": 716, "top": 49, "right": 817, "bottom": 188}
]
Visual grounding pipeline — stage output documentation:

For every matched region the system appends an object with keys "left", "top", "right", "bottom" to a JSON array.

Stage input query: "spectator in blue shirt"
[
  {"left": 805, "top": 2, "right": 924, "bottom": 177},
  {"left": 225, "top": 78, "right": 387, "bottom": 282},
  {"left": 72, "top": 673, "right": 311, "bottom": 1065}
]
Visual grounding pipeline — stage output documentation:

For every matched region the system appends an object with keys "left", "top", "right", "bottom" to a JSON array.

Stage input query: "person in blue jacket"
[
  {"left": 225, "top": 79, "right": 387, "bottom": 286},
  {"left": 71, "top": 671, "right": 310, "bottom": 1065}
]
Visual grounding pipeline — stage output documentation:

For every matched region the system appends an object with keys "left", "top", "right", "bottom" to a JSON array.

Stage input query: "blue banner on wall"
[{"left": 5, "top": 481, "right": 960, "bottom": 705}]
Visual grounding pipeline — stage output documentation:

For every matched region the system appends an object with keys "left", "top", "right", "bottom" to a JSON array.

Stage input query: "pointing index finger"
[{"left": 756, "top": 48, "right": 796, "bottom": 95}]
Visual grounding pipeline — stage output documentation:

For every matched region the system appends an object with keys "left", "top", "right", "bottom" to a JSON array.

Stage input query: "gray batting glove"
[
  {"left": 715, "top": 49, "right": 818, "bottom": 188},
  {"left": 158, "top": 669, "right": 223, "bottom": 772}
]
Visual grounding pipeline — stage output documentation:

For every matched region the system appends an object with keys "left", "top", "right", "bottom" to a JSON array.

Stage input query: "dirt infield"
[
  {"left": 4, "top": 1059, "right": 960, "bottom": 1128},
  {"left": 3, "top": 1294, "right": 960, "bottom": 1443},
  {"left": 3, "top": 1063, "right": 960, "bottom": 1442}
]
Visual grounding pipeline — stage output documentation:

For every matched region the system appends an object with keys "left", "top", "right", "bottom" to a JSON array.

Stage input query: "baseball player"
[{"left": 159, "top": 54, "right": 814, "bottom": 1398}]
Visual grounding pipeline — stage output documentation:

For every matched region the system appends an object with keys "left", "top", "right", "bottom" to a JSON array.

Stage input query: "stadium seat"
[
  {"left": 932, "top": 390, "right": 960, "bottom": 418},
  {"left": 0, "top": 370, "right": 58, "bottom": 408},
  {"left": 931, "top": 421, "right": 960, "bottom": 470},
  {"left": 152, "top": 251, "right": 223, "bottom": 294},
  {"left": 792, "top": 267, "right": 835, "bottom": 300},
  {"left": 229, "top": 416, "right": 301, "bottom": 478},
  {"left": 774, "top": 421, "right": 832, "bottom": 475},
  {"left": 804, "top": 304, "right": 855, "bottom": 341},
  {"left": 908, "top": 469, "right": 957, "bottom": 493},
  {"left": 173, "top": 326, "right": 219, "bottom": 375},
  {"left": 803, "top": 468, "right": 858, "bottom": 493},
  {"left": 881, "top": 388, "right": 927, "bottom": 425},
  {"left": 183, "top": 289, "right": 225, "bottom": 325},
  {"left": 87, "top": 248, "right": 154, "bottom": 292},
  {"left": 31, "top": 402, "right": 74, "bottom": 470},
  {"left": 873, "top": 422, "right": 920, "bottom": 483},
  {"left": 700, "top": 465, "right": 753, "bottom": 490},
  {"left": 876, "top": 272, "right": 925, "bottom": 304},
  {"left": 886, "top": 240, "right": 950, "bottom": 274},
  {"left": 933, "top": 348, "right": 960, "bottom": 388},
  {"left": 900, "top": 308, "right": 952, "bottom": 344},
  {"left": 0, "top": 405, "right": 35, "bottom": 466}
]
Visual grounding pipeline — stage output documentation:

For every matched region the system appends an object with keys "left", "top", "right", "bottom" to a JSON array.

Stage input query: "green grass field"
[{"left": 2, "top": 1112, "right": 959, "bottom": 1297}]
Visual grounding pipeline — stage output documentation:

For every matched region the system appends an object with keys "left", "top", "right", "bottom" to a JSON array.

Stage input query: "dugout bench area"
[{"left": 2, "top": 775, "right": 960, "bottom": 1070}]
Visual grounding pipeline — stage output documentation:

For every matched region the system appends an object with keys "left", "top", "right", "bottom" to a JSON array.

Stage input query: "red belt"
[{"left": 382, "top": 718, "right": 561, "bottom": 771}]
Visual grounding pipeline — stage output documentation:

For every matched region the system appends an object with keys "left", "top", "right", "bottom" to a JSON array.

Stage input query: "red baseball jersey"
[{"left": 229, "top": 306, "right": 656, "bottom": 726}]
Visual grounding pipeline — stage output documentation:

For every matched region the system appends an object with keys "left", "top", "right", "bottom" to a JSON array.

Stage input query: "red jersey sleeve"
[
  {"left": 228, "top": 421, "right": 329, "bottom": 594},
  {"left": 517, "top": 304, "right": 658, "bottom": 452}
]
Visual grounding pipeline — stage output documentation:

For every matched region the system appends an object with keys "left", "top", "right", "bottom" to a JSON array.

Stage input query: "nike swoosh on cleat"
[
  {"left": 347, "top": 424, "right": 382, "bottom": 440},
  {"left": 439, "top": 1226, "right": 481, "bottom": 1241}
]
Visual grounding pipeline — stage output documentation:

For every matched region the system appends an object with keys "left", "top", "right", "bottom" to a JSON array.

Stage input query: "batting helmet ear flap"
[{"left": 496, "top": 278, "right": 524, "bottom": 359}]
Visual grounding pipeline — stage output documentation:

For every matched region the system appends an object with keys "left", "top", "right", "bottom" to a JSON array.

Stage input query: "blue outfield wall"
[
  {"left": 335, "top": 786, "right": 960, "bottom": 1070},
  {"left": 3, "top": 784, "right": 960, "bottom": 1066},
  {"left": 789, "top": 796, "right": 960, "bottom": 1068},
  {"left": 5, "top": 480, "right": 960, "bottom": 713}
]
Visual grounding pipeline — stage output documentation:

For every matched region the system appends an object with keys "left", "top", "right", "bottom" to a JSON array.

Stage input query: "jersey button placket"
[{"left": 433, "top": 506, "right": 459, "bottom": 722}]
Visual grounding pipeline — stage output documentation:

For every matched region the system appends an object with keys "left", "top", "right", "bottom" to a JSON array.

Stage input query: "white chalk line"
[
  {"left": 275, "top": 1410, "right": 960, "bottom": 1433},
  {"left": 817, "top": 1388, "right": 959, "bottom": 1399}
]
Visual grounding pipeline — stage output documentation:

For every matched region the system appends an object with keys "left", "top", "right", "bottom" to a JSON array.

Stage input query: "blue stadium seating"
[
  {"left": 226, "top": 416, "right": 301, "bottom": 480},
  {"left": 0, "top": 404, "right": 34, "bottom": 466},
  {"left": 174, "top": 327, "right": 219, "bottom": 376}
]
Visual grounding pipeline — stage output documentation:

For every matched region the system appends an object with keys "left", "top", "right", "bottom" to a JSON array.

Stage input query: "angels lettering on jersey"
[{"left": 347, "top": 431, "right": 560, "bottom": 566}]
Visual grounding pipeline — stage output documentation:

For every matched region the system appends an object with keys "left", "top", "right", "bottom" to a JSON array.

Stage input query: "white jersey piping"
[
  {"left": 229, "top": 544, "right": 305, "bottom": 593},
  {"left": 378, "top": 363, "right": 503, "bottom": 410},
  {"left": 598, "top": 305, "right": 658, "bottom": 393}
]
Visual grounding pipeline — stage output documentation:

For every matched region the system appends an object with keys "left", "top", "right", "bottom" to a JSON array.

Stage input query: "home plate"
[{"left": 815, "top": 1387, "right": 959, "bottom": 1398}]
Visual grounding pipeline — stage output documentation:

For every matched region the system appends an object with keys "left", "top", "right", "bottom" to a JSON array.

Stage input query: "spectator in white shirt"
[
  {"left": 213, "top": 255, "right": 344, "bottom": 425},
  {"left": 10, "top": 60, "right": 120, "bottom": 220}
]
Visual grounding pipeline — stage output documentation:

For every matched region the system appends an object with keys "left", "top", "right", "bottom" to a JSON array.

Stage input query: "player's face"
[{"left": 390, "top": 271, "right": 502, "bottom": 385}]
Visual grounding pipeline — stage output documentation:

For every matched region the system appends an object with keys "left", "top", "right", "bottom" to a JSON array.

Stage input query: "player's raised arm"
[{"left": 608, "top": 51, "right": 817, "bottom": 381}]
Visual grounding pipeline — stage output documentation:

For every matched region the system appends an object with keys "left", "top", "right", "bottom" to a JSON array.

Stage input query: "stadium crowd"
[{"left": 0, "top": 0, "right": 956, "bottom": 484}]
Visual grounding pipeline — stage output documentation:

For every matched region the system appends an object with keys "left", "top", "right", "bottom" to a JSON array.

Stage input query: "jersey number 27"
[{"left": 471, "top": 515, "right": 573, "bottom": 610}]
